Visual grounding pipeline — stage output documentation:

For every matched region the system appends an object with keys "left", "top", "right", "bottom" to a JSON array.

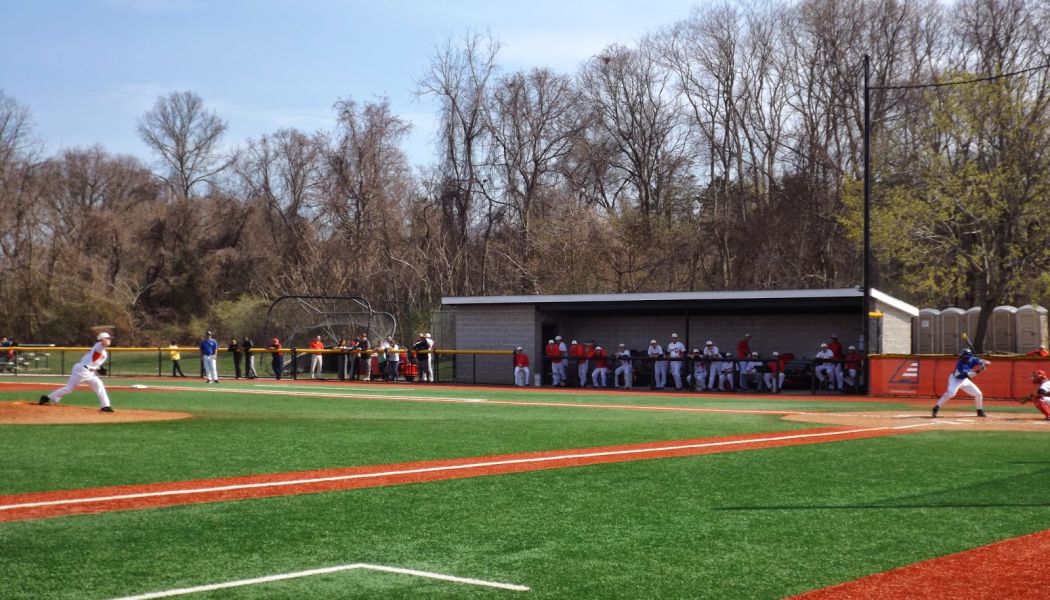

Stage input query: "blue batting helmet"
[{"left": 960, "top": 348, "right": 973, "bottom": 356}]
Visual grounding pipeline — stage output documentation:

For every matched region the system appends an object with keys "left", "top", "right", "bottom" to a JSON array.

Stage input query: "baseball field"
[{"left": 2, "top": 378, "right": 1049, "bottom": 599}]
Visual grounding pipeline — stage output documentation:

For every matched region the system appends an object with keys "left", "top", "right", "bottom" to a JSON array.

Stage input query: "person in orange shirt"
[
  {"left": 513, "top": 346, "right": 531, "bottom": 386},
  {"left": 308, "top": 335, "right": 325, "bottom": 379},
  {"left": 1027, "top": 345, "right": 1049, "bottom": 357}
]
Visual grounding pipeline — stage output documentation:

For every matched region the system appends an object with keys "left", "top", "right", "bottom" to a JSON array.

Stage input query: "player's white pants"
[
  {"left": 551, "top": 361, "right": 567, "bottom": 386},
  {"left": 615, "top": 365, "right": 633, "bottom": 388},
  {"left": 591, "top": 367, "right": 609, "bottom": 387},
  {"left": 844, "top": 368, "right": 858, "bottom": 387},
  {"left": 578, "top": 361, "right": 589, "bottom": 386},
  {"left": 708, "top": 369, "right": 721, "bottom": 390},
  {"left": 692, "top": 366, "right": 707, "bottom": 390},
  {"left": 815, "top": 364, "right": 835, "bottom": 388},
  {"left": 203, "top": 354, "right": 218, "bottom": 382},
  {"left": 670, "top": 361, "right": 683, "bottom": 389},
  {"left": 936, "top": 375, "right": 984, "bottom": 410},
  {"left": 764, "top": 372, "right": 785, "bottom": 392},
  {"left": 654, "top": 361, "right": 667, "bottom": 388},
  {"left": 310, "top": 354, "right": 323, "bottom": 378},
  {"left": 47, "top": 364, "right": 111, "bottom": 409},
  {"left": 834, "top": 364, "right": 844, "bottom": 389},
  {"left": 514, "top": 366, "right": 530, "bottom": 386}
]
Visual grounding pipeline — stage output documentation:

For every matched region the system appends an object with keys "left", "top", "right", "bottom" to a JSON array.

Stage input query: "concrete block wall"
[{"left": 453, "top": 305, "right": 537, "bottom": 385}]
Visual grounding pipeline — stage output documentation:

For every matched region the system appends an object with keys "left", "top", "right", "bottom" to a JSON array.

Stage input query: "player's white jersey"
[{"left": 78, "top": 342, "right": 109, "bottom": 371}]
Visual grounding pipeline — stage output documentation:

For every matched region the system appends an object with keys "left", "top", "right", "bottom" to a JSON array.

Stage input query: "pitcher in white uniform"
[{"left": 39, "top": 332, "right": 115, "bottom": 412}]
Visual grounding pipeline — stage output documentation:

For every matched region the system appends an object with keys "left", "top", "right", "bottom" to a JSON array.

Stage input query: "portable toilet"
[
  {"left": 965, "top": 306, "right": 983, "bottom": 347},
  {"left": 1016, "top": 304, "right": 1048, "bottom": 354},
  {"left": 941, "top": 307, "right": 966, "bottom": 354},
  {"left": 990, "top": 305, "right": 1018, "bottom": 353},
  {"left": 914, "top": 308, "right": 941, "bottom": 354}
]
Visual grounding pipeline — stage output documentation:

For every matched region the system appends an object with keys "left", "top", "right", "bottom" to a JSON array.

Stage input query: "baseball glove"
[{"left": 98, "top": 366, "right": 108, "bottom": 376}]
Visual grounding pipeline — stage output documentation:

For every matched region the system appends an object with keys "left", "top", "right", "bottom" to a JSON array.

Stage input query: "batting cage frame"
[{"left": 262, "top": 295, "right": 398, "bottom": 376}]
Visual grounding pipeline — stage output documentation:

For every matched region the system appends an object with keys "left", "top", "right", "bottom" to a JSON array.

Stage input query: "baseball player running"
[
  {"left": 932, "top": 348, "right": 990, "bottom": 417},
  {"left": 39, "top": 332, "right": 115, "bottom": 412}
]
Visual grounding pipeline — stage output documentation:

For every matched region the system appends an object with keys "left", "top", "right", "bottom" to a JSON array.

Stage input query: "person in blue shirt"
[
  {"left": 200, "top": 331, "right": 219, "bottom": 383},
  {"left": 932, "top": 348, "right": 990, "bottom": 417}
]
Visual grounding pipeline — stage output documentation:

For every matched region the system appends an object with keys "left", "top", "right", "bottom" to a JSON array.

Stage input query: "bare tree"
[{"left": 138, "top": 91, "right": 233, "bottom": 199}]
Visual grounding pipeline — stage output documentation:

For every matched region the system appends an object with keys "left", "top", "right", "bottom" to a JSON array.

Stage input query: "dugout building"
[{"left": 441, "top": 288, "right": 918, "bottom": 386}]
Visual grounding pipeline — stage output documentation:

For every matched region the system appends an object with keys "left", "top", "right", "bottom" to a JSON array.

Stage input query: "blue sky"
[{"left": 1, "top": 0, "right": 695, "bottom": 168}]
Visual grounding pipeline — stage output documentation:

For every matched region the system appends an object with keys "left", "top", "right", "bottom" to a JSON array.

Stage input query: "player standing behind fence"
[
  {"left": 932, "top": 348, "right": 990, "bottom": 418},
  {"left": 413, "top": 334, "right": 430, "bottom": 382},
  {"left": 241, "top": 336, "right": 256, "bottom": 379},
  {"left": 614, "top": 344, "right": 633, "bottom": 389},
  {"left": 39, "top": 332, "right": 115, "bottom": 412},
  {"left": 308, "top": 335, "right": 324, "bottom": 379},
  {"left": 667, "top": 333, "right": 686, "bottom": 390},
  {"left": 269, "top": 337, "right": 283, "bottom": 380},
  {"left": 590, "top": 345, "right": 609, "bottom": 388},
  {"left": 200, "top": 331, "right": 219, "bottom": 383}
]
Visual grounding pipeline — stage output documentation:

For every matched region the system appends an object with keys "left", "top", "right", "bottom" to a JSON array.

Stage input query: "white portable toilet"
[
  {"left": 941, "top": 307, "right": 966, "bottom": 355},
  {"left": 1015, "top": 304, "right": 1048, "bottom": 354},
  {"left": 965, "top": 306, "right": 983, "bottom": 347},
  {"left": 914, "top": 308, "right": 941, "bottom": 354},
  {"left": 991, "top": 305, "right": 1018, "bottom": 353}
]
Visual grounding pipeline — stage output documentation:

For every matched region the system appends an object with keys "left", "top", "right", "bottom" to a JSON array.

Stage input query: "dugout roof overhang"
[{"left": 442, "top": 288, "right": 918, "bottom": 317}]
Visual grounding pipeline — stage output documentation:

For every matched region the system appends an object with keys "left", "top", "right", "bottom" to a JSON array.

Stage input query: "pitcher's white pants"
[{"left": 47, "top": 364, "right": 111, "bottom": 408}]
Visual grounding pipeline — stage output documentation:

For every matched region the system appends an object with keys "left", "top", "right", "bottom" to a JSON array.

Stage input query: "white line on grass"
[
  {"left": 109, "top": 563, "right": 529, "bottom": 599},
  {"left": 0, "top": 425, "right": 920, "bottom": 512}
]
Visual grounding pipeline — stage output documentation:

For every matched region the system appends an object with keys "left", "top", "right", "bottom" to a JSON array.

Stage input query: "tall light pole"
[{"left": 862, "top": 54, "right": 872, "bottom": 391}]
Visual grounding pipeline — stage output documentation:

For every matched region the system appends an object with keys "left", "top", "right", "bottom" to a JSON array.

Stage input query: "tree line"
[{"left": 1, "top": 0, "right": 1048, "bottom": 349}]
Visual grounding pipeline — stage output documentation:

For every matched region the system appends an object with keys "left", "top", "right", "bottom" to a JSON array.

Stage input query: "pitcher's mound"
[
  {"left": 784, "top": 410, "right": 1050, "bottom": 431},
  {"left": 0, "top": 401, "right": 192, "bottom": 425}
]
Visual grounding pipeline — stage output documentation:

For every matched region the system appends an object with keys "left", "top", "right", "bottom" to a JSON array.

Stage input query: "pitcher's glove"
[{"left": 98, "top": 366, "right": 108, "bottom": 376}]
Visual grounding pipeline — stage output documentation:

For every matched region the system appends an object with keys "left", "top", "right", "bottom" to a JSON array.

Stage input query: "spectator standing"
[
  {"left": 424, "top": 333, "right": 435, "bottom": 381},
  {"left": 614, "top": 344, "right": 633, "bottom": 389},
  {"left": 168, "top": 341, "right": 186, "bottom": 377},
  {"left": 357, "top": 333, "right": 372, "bottom": 381},
  {"left": 200, "top": 331, "right": 219, "bottom": 383},
  {"left": 386, "top": 336, "right": 401, "bottom": 381},
  {"left": 269, "top": 337, "right": 283, "bottom": 380},
  {"left": 513, "top": 346, "right": 531, "bottom": 386},
  {"left": 413, "top": 334, "right": 430, "bottom": 382},
  {"left": 667, "top": 333, "right": 686, "bottom": 390},
  {"left": 648, "top": 339, "right": 667, "bottom": 389},
  {"left": 308, "top": 335, "right": 324, "bottom": 379},
  {"left": 590, "top": 345, "right": 610, "bottom": 387},
  {"left": 229, "top": 338, "right": 242, "bottom": 379},
  {"left": 241, "top": 337, "right": 257, "bottom": 379}
]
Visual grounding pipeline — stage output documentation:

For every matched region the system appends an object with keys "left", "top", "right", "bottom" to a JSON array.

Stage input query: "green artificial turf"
[{"left": 3, "top": 383, "right": 1050, "bottom": 598}]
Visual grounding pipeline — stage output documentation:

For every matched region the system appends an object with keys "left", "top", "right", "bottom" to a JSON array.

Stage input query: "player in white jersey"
[
  {"left": 666, "top": 333, "right": 686, "bottom": 390},
  {"left": 647, "top": 340, "right": 667, "bottom": 389},
  {"left": 39, "top": 332, "right": 115, "bottom": 412}
]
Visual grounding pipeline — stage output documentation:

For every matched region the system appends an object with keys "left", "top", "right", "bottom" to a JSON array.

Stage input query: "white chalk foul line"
[
  {"left": 0, "top": 425, "right": 915, "bottom": 513},
  {"left": 109, "top": 562, "right": 529, "bottom": 599}
]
